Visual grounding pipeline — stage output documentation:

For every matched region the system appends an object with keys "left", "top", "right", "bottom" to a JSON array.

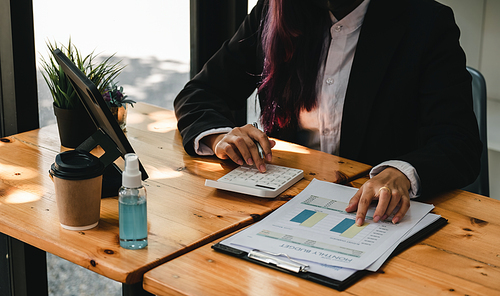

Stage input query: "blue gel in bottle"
[{"left": 119, "top": 153, "right": 148, "bottom": 249}]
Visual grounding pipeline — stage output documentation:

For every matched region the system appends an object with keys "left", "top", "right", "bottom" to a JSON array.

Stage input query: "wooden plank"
[
  {"left": 144, "top": 230, "right": 500, "bottom": 296},
  {"left": 430, "top": 189, "right": 500, "bottom": 222},
  {"left": 0, "top": 103, "right": 372, "bottom": 284},
  {"left": 347, "top": 256, "right": 499, "bottom": 296},
  {"left": 350, "top": 177, "right": 500, "bottom": 224},
  {"left": 144, "top": 223, "right": 500, "bottom": 296},
  {"left": 397, "top": 244, "right": 500, "bottom": 291},
  {"left": 348, "top": 177, "right": 500, "bottom": 267},
  {"left": 0, "top": 175, "right": 272, "bottom": 283},
  {"left": 143, "top": 179, "right": 500, "bottom": 295},
  {"left": 421, "top": 207, "right": 500, "bottom": 267},
  {"left": 143, "top": 243, "right": 352, "bottom": 296}
]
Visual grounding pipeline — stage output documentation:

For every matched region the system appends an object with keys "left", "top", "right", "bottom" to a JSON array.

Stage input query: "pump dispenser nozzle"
[{"left": 122, "top": 153, "right": 142, "bottom": 188}]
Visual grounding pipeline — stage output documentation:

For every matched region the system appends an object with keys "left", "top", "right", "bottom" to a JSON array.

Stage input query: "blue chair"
[{"left": 462, "top": 66, "right": 489, "bottom": 196}]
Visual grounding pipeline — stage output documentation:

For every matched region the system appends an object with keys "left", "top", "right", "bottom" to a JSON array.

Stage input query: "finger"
[
  {"left": 241, "top": 139, "right": 268, "bottom": 172},
  {"left": 345, "top": 187, "right": 362, "bottom": 213},
  {"left": 254, "top": 133, "right": 274, "bottom": 162},
  {"left": 373, "top": 187, "right": 391, "bottom": 223},
  {"left": 265, "top": 139, "right": 276, "bottom": 162},
  {"left": 392, "top": 195, "right": 410, "bottom": 224},
  {"left": 251, "top": 141, "right": 267, "bottom": 172},
  {"left": 214, "top": 127, "right": 263, "bottom": 167},
  {"left": 248, "top": 134, "right": 268, "bottom": 172},
  {"left": 354, "top": 189, "right": 373, "bottom": 226},
  {"left": 230, "top": 134, "right": 256, "bottom": 166},
  {"left": 234, "top": 125, "right": 267, "bottom": 168},
  {"left": 247, "top": 124, "right": 273, "bottom": 166},
  {"left": 215, "top": 141, "right": 244, "bottom": 165},
  {"left": 384, "top": 191, "right": 402, "bottom": 219}
]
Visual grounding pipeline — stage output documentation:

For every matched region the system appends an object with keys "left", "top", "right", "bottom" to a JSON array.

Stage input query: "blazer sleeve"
[
  {"left": 174, "top": 0, "right": 266, "bottom": 155},
  {"left": 396, "top": 4, "right": 482, "bottom": 197},
  {"left": 339, "top": 0, "right": 482, "bottom": 197}
]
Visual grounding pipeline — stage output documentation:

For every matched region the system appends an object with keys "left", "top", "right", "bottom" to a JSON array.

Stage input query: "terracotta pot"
[
  {"left": 109, "top": 105, "right": 128, "bottom": 131},
  {"left": 53, "top": 103, "right": 97, "bottom": 148}
]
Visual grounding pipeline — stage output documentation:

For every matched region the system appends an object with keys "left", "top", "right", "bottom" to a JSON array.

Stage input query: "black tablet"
[{"left": 53, "top": 48, "right": 148, "bottom": 181}]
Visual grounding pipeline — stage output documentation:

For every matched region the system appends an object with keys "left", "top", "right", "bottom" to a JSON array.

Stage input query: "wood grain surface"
[
  {"left": 143, "top": 186, "right": 500, "bottom": 296},
  {"left": 0, "top": 103, "right": 371, "bottom": 284}
]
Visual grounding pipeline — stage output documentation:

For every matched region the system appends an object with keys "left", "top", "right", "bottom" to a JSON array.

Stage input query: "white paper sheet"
[
  {"left": 365, "top": 213, "right": 441, "bottom": 271},
  {"left": 226, "top": 179, "right": 434, "bottom": 271},
  {"left": 222, "top": 212, "right": 441, "bottom": 281}
]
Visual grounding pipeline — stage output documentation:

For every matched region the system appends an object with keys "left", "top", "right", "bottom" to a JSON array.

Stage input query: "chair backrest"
[{"left": 462, "top": 66, "right": 489, "bottom": 196}]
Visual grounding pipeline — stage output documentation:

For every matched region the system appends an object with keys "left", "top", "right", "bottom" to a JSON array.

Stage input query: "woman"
[{"left": 174, "top": 0, "right": 482, "bottom": 226}]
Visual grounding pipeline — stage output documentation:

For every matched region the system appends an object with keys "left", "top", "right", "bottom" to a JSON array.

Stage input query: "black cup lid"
[{"left": 50, "top": 150, "right": 104, "bottom": 180}]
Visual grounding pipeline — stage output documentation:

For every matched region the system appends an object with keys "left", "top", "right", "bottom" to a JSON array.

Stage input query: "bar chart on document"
[
  {"left": 226, "top": 180, "right": 434, "bottom": 270},
  {"left": 256, "top": 195, "right": 390, "bottom": 258}
]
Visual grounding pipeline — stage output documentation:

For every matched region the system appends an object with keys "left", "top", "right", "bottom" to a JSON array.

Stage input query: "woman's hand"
[
  {"left": 201, "top": 124, "right": 276, "bottom": 172},
  {"left": 345, "top": 167, "right": 411, "bottom": 226}
]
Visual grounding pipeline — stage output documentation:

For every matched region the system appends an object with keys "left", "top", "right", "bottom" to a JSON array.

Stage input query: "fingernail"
[
  {"left": 260, "top": 165, "right": 266, "bottom": 172},
  {"left": 373, "top": 215, "right": 380, "bottom": 222},
  {"left": 381, "top": 214, "right": 388, "bottom": 221},
  {"left": 344, "top": 203, "right": 353, "bottom": 211},
  {"left": 247, "top": 158, "right": 253, "bottom": 165},
  {"left": 356, "top": 218, "right": 363, "bottom": 226},
  {"left": 237, "top": 159, "right": 244, "bottom": 165},
  {"left": 392, "top": 217, "right": 400, "bottom": 224},
  {"left": 266, "top": 154, "right": 272, "bottom": 162}
]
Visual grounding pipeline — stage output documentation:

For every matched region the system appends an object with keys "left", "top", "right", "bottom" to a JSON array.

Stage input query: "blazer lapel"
[{"left": 340, "top": 0, "right": 408, "bottom": 160}]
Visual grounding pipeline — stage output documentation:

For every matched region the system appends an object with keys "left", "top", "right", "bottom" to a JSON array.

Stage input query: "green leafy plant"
[
  {"left": 40, "top": 40, "right": 125, "bottom": 109},
  {"left": 102, "top": 81, "right": 136, "bottom": 108}
]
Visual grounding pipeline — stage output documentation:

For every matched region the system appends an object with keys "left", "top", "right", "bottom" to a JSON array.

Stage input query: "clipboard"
[{"left": 212, "top": 216, "right": 447, "bottom": 291}]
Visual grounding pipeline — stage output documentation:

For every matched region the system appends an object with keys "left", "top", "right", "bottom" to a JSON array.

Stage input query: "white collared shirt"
[
  {"left": 298, "top": 0, "right": 369, "bottom": 155},
  {"left": 195, "top": 0, "right": 420, "bottom": 198},
  {"left": 297, "top": 0, "right": 419, "bottom": 198}
]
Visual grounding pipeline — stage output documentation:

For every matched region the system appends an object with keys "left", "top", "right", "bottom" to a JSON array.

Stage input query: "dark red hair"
[{"left": 258, "top": 0, "right": 331, "bottom": 133}]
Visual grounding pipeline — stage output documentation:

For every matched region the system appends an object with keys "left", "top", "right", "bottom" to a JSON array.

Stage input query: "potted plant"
[
  {"left": 40, "top": 40, "right": 125, "bottom": 147},
  {"left": 102, "top": 81, "right": 136, "bottom": 132}
]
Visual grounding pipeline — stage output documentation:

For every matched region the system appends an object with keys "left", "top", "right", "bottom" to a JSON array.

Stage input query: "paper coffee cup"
[{"left": 50, "top": 150, "right": 105, "bottom": 230}]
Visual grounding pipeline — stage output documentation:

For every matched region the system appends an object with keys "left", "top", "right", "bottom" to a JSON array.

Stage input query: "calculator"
[{"left": 205, "top": 164, "right": 304, "bottom": 198}]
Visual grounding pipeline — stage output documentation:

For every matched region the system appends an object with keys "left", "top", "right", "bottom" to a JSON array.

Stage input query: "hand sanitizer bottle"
[{"left": 119, "top": 153, "right": 148, "bottom": 249}]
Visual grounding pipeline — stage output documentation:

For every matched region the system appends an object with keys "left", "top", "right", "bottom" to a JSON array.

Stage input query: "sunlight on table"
[
  {"left": 272, "top": 141, "right": 311, "bottom": 155},
  {"left": 191, "top": 160, "right": 226, "bottom": 173},
  {"left": 0, "top": 163, "right": 39, "bottom": 181},
  {"left": 127, "top": 112, "right": 145, "bottom": 125},
  {"left": 2, "top": 188, "right": 42, "bottom": 204},
  {"left": 146, "top": 110, "right": 178, "bottom": 133},
  {"left": 144, "top": 164, "right": 183, "bottom": 180}
]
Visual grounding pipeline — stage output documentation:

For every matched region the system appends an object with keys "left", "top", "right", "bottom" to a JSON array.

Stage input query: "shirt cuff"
[
  {"left": 370, "top": 160, "right": 421, "bottom": 198},
  {"left": 193, "top": 127, "right": 233, "bottom": 155}
]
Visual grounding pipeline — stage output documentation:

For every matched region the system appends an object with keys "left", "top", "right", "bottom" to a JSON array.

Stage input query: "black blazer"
[{"left": 174, "top": 0, "right": 482, "bottom": 198}]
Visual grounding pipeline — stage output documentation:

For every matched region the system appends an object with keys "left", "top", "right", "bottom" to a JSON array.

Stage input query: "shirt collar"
[{"left": 329, "top": 0, "right": 371, "bottom": 35}]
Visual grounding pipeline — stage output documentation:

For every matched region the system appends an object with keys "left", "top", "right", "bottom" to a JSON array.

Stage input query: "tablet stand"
[{"left": 76, "top": 129, "right": 123, "bottom": 198}]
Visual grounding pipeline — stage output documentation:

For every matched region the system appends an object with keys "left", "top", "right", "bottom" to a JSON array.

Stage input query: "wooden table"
[
  {"left": 0, "top": 103, "right": 371, "bottom": 295},
  {"left": 143, "top": 181, "right": 500, "bottom": 295}
]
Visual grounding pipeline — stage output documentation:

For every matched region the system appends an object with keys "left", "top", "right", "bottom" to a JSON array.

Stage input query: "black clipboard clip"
[{"left": 248, "top": 249, "right": 310, "bottom": 273}]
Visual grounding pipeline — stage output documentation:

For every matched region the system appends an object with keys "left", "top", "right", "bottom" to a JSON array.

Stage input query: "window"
[{"left": 34, "top": 0, "right": 190, "bottom": 127}]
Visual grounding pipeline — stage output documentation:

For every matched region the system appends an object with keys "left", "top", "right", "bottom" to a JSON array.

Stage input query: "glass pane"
[
  {"left": 34, "top": 0, "right": 190, "bottom": 128},
  {"left": 248, "top": 0, "right": 258, "bottom": 11},
  {"left": 247, "top": 0, "right": 260, "bottom": 125}
]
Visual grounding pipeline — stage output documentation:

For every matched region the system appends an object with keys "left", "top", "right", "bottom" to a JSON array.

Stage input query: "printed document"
[
  {"left": 226, "top": 179, "right": 434, "bottom": 270},
  {"left": 222, "top": 212, "right": 441, "bottom": 281}
]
